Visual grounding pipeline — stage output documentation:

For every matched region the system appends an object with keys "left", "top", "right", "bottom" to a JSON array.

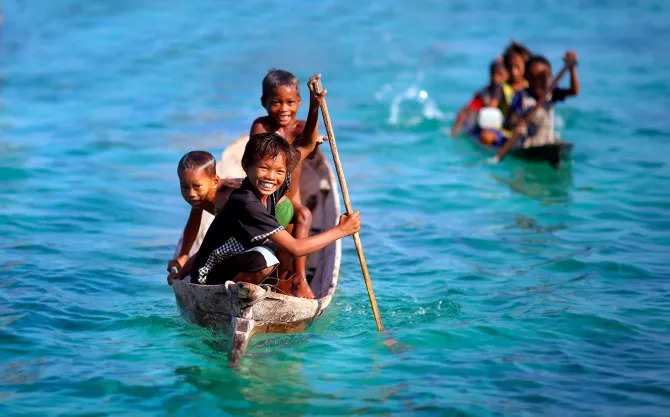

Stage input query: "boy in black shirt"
[{"left": 170, "top": 133, "right": 360, "bottom": 299}]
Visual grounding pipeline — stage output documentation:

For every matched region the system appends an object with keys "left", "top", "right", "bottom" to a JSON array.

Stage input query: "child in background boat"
[
  {"left": 504, "top": 51, "right": 580, "bottom": 148},
  {"left": 249, "top": 70, "right": 324, "bottom": 296},
  {"left": 171, "top": 133, "right": 360, "bottom": 299},
  {"left": 451, "top": 59, "right": 512, "bottom": 146},
  {"left": 502, "top": 41, "right": 532, "bottom": 93}
]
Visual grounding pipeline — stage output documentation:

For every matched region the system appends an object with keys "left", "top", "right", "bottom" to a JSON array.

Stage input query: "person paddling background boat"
[{"left": 503, "top": 51, "right": 580, "bottom": 148}]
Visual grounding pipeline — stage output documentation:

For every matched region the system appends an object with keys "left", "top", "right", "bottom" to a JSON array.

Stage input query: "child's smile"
[
  {"left": 264, "top": 85, "right": 300, "bottom": 128},
  {"left": 178, "top": 167, "right": 218, "bottom": 211},
  {"left": 246, "top": 154, "right": 288, "bottom": 204}
]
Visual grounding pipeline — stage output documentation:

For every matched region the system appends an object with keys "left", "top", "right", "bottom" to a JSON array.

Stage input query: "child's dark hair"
[
  {"left": 178, "top": 151, "right": 217, "bottom": 177},
  {"left": 489, "top": 59, "right": 505, "bottom": 75},
  {"left": 261, "top": 69, "right": 300, "bottom": 104},
  {"left": 242, "top": 133, "right": 300, "bottom": 173},
  {"left": 525, "top": 55, "right": 552, "bottom": 75},
  {"left": 503, "top": 41, "right": 532, "bottom": 70}
]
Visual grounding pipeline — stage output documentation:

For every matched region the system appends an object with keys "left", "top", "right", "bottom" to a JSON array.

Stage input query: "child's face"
[
  {"left": 491, "top": 66, "right": 508, "bottom": 85},
  {"left": 245, "top": 154, "right": 288, "bottom": 199},
  {"left": 178, "top": 168, "right": 219, "bottom": 208},
  {"left": 263, "top": 85, "right": 301, "bottom": 127},
  {"left": 508, "top": 53, "right": 525, "bottom": 82},
  {"left": 527, "top": 62, "right": 552, "bottom": 94}
]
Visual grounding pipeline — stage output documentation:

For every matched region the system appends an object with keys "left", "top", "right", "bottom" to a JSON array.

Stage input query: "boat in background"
[
  {"left": 466, "top": 131, "right": 573, "bottom": 169},
  {"left": 460, "top": 110, "right": 573, "bottom": 168},
  {"left": 171, "top": 135, "right": 341, "bottom": 366}
]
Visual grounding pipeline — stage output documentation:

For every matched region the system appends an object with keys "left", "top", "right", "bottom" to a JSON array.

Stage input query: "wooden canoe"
[
  {"left": 171, "top": 135, "right": 341, "bottom": 366},
  {"left": 503, "top": 141, "right": 573, "bottom": 169},
  {"left": 467, "top": 132, "right": 573, "bottom": 169},
  {"left": 463, "top": 124, "right": 573, "bottom": 169}
]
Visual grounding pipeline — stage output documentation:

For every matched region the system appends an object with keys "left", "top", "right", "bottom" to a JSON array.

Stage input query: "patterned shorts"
[{"left": 203, "top": 245, "right": 279, "bottom": 285}]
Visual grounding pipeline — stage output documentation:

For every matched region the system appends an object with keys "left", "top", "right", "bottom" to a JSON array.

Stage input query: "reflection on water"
[
  {"left": 491, "top": 162, "right": 574, "bottom": 204},
  {"left": 174, "top": 340, "right": 311, "bottom": 417}
]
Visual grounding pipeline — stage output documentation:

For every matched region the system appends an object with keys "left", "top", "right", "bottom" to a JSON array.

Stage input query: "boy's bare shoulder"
[
  {"left": 250, "top": 116, "right": 274, "bottom": 134},
  {"left": 291, "top": 119, "right": 306, "bottom": 136}
]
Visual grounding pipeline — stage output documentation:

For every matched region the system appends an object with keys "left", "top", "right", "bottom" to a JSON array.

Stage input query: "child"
[
  {"left": 170, "top": 133, "right": 360, "bottom": 299},
  {"left": 166, "top": 150, "right": 305, "bottom": 273},
  {"left": 248, "top": 70, "right": 323, "bottom": 295},
  {"left": 504, "top": 51, "right": 580, "bottom": 148},
  {"left": 502, "top": 41, "right": 532, "bottom": 93},
  {"left": 166, "top": 151, "right": 242, "bottom": 274},
  {"left": 451, "top": 59, "right": 512, "bottom": 146}
]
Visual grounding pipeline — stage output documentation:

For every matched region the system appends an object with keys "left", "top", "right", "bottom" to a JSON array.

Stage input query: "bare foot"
[{"left": 292, "top": 273, "right": 315, "bottom": 299}]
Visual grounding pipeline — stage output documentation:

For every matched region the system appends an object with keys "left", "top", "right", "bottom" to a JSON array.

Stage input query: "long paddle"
[
  {"left": 494, "top": 63, "right": 571, "bottom": 162},
  {"left": 312, "top": 78, "right": 404, "bottom": 352}
]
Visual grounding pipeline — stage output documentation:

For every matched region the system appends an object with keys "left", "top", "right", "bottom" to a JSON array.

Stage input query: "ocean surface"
[{"left": 1, "top": 0, "right": 669, "bottom": 415}]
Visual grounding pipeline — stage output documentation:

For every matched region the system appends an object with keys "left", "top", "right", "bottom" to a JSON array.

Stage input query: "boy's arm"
[
  {"left": 451, "top": 106, "right": 471, "bottom": 136},
  {"left": 486, "top": 84, "right": 503, "bottom": 108},
  {"left": 269, "top": 211, "right": 360, "bottom": 257},
  {"left": 167, "top": 207, "right": 203, "bottom": 271},
  {"left": 294, "top": 73, "right": 326, "bottom": 161},
  {"left": 564, "top": 51, "right": 580, "bottom": 96}
]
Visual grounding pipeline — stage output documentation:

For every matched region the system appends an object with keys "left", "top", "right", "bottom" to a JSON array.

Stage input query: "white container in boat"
[{"left": 477, "top": 108, "right": 503, "bottom": 130}]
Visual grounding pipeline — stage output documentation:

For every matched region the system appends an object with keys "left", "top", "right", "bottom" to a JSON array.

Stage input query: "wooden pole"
[{"left": 313, "top": 79, "right": 384, "bottom": 332}]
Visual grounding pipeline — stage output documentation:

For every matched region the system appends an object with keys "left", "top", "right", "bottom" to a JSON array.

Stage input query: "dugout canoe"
[
  {"left": 465, "top": 130, "right": 573, "bottom": 169},
  {"left": 171, "top": 135, "right": 341, "bottom": 366}
]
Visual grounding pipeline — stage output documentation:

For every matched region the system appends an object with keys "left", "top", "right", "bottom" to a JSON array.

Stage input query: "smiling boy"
[
  {"left": 248, "top": 70, "right": 324, "bottom": 293},
  {"left": 171, "top": 133, "right": 360, "bottom": 298}
]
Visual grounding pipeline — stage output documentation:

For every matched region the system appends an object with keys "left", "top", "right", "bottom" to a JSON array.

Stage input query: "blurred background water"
[{"left": 1, "top": 0, "right": 669, "bottom": 415}]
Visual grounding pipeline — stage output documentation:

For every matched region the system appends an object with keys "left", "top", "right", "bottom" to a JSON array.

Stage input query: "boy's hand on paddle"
[
  {"left": 338, "top": 211, "right": 361, "bottom": 237},
  {"left": 563, "top": 50, "right": 578, "bottom": 68},
  {"left": 307, "top": 73, "right": 327, "bottom": 104}
]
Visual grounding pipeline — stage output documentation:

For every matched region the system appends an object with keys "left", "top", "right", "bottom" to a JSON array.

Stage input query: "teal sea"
[{"left": 1, "top": 1, "right": 669, "bottom": 415}]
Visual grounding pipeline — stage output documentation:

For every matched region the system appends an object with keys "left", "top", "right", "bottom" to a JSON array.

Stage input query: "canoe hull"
[
  {"left": 505, "top": 141, "right": 573, "bottom": 168},
  {"left": 172, "top": 279, "right": 334, "bottom": 334},
  {"left": 465, "top": 129, "right": 573, "bottom": 168}
]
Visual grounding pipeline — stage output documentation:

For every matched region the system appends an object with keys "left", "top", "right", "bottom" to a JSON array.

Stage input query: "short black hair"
[
  {"left": 242, "top": 133, "right": 300, "bottom": 173},
  {"left": 525, "top": 55, "right": 552, "bottom": 75},
  {"left": 178, "top": 151, "right": 217, "bottom": 177},
  {"left": 490, "top": 60, "right": 505, "bottom": 75},
  {"left": 261, "top": 69, "right": 300, "bottom": 104},
  {"left": 503, "top": 41, "right": 532, "bottom": 71},
  {"left": 504, "top": 41, "right": 532, "bottom": 59}
]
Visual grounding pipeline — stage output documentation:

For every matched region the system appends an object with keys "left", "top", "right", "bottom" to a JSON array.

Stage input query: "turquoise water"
[{"left": 1, "top": 0, "right": 669, "bottom": 415}]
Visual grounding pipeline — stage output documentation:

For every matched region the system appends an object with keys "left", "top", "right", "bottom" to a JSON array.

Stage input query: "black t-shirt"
[{"left": 190, "top": 176, "right": 290, "bottom": 284}]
